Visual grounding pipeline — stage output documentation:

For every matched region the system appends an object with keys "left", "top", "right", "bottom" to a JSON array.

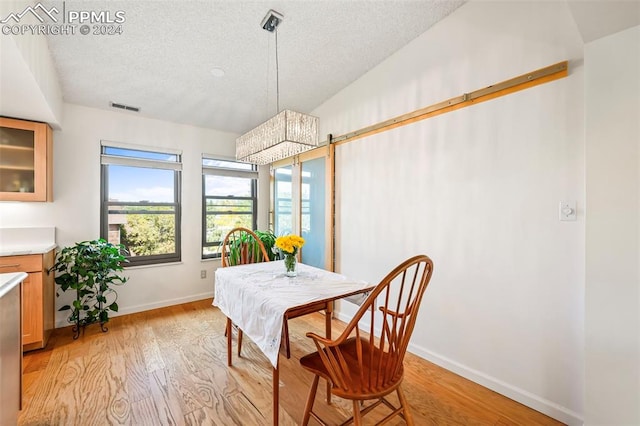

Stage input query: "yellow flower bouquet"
[{"left": 275, "top": 234, "right": 305, "bottom": 276}]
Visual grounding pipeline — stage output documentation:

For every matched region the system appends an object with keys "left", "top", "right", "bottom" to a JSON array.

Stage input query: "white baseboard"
[
  {"left": 54, "top": 292, "right": 213, "bottom": 329},
  {"left": 334, "top": 312, "right": 583, "bottom": 426}
]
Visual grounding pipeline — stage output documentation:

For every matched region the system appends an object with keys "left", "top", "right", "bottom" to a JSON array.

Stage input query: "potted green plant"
[
  {"left": 224, "top": 229, "right": 277, "bottom": 265},
  {"left": 51, "top": 239, "right": 128, "bottom": 339},
  {"left": 255, "top": 229, "right": 277, "bottom": 261}
]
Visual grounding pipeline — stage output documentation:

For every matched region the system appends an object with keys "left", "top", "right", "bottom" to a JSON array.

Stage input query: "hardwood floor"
[{"left": 19, "top": 299, "right": 564, "bottom": 425}]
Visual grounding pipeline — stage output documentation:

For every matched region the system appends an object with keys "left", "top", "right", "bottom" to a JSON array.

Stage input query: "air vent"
[{"left": 110, "top": 102, "right": 140, "bottom": 112}]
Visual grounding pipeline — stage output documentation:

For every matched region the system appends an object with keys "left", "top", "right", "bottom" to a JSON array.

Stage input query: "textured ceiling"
[{"left": 44, "top": 0, "right": 466, "bottom": 134}]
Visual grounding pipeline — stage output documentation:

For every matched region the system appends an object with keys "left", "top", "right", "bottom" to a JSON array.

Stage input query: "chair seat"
[{"left": 300, "top": 336, "right": 404, "bottom": 400}]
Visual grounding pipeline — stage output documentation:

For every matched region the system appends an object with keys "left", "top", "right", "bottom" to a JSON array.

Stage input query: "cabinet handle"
[{"left": 0, "top": 264, "right": 20, "bottom": 268}]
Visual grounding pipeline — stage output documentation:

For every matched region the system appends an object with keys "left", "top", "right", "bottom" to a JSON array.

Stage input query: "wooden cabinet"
[
  {"left": 0, "top": 117, "right": 53, "bottom": 202},
  {"left": 0, "top": 250, "right": 55, "bottom": 351}
]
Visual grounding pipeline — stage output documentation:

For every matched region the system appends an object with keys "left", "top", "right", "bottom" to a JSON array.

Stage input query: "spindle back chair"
[
  {"left": 220, "top": 227, "right": 270, "bottom": 364},
  {"left": 299, "top": 255, "right": 434, "bottom": 425}
]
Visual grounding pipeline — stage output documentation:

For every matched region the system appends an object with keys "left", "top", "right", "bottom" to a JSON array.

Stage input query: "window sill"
[{"left": 124, "top": 261, "right": 183, "bottom": 270}]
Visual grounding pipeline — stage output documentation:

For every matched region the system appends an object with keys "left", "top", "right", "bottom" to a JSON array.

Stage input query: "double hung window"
[
  {"left": 100, "top": 142, "right": 182, "bottom": 266},
  {"left": 202, "top": 157, "right": 258, "bottom": 258}
]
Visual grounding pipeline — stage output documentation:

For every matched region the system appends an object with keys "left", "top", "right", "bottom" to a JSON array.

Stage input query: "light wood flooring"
[{"left": 19, "top": 299, "right": 564, "bottom": 425}]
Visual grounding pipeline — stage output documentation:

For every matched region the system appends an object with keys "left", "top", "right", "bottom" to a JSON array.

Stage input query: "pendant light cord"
[{"left": 275, "top": 29, "right": 280, "bottom": 113}]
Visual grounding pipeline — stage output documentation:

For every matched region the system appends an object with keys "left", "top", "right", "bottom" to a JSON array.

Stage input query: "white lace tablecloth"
[{"left": 213, "top": 260, "right": 371, "bottom": 367}]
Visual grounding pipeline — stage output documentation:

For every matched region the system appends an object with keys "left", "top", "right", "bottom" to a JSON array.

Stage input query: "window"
[
  {"left": 100, "top": 143, "right": 182, "bottom": 266},
  {"left": 202, "top": 157, "right": 258, "bottom": 258},
  {"left": 274, "top": 166, "right": 293, "bottom": 235}
]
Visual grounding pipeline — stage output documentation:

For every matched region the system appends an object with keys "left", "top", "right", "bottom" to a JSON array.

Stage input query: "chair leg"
[
  {"left": 283, "top": 319, "right": 291, "bottom": 358},
  {"left": 352, "top": 400, "right": 363, "bottom": 426},
  {"left": 237, "top": 328, "right": 243, "bottom": 357},
  {"left": 226, "top": 317, "right": 232, "bottom": 366},
  {"left": 302, "top": 375, "right": 320, "bottom": 426},
  {"left": 396, "top": 386, "right": 414, "bottom": 426}
]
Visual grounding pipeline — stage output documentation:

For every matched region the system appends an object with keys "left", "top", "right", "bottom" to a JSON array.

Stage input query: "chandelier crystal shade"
[
  {"left": 235, "top": 10, "right": 319, "bottom": 165},
  {"left": 236, "top": 110, "right": 319, "bottom": 165}
]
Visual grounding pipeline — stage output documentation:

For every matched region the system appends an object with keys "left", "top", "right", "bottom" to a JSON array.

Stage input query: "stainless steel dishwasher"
[{"left": 0, "top": 272, "right": 26, "bottom": 426}]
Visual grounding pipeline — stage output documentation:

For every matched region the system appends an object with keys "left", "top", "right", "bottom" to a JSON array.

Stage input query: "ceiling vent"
[{"left": 110, "top": 102, "right": 140, "bottom": 112}]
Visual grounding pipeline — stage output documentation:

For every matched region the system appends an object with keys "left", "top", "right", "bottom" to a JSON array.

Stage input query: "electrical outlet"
[{"left": 200, "top": 270, "right": 207, "bottom": 279}]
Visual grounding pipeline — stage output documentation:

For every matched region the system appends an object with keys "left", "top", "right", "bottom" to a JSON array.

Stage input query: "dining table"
[{"left": 213, "top": 260, "right": 373, "bottom": 425}]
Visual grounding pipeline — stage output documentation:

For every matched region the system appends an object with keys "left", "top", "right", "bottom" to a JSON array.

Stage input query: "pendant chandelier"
[{"left": 236, "top": 10, "right": 319, "bottom": 165}]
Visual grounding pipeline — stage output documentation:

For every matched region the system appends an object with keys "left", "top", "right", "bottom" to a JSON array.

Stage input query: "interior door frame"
[{"left": 271, "top": 143, "right": 334, "bottom": 271}]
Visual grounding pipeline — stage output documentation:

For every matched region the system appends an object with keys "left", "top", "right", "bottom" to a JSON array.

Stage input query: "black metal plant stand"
[
  {"left": 71, "top": 299, "right": 109, "bottom": 339},
  {"left": 72, "top": 321, "right": 109, "bottom": 340}
]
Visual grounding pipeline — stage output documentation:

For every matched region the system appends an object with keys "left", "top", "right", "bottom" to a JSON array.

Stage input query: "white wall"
[
  {"left": 585, "top": 25, "right": 640, "bottom": 425},
  {"left": 314, "top": 1, "right": 585, "bottom": 424},
  {"left": 0, "top": 1, "right": 63, "bottom": 127},
  {"left": 0, "top": 103, "right": 271, "bottom": 325}
]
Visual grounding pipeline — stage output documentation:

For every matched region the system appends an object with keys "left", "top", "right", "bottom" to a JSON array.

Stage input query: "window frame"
[
  {"left": 202, "top": 156, "right": 258, "bottom": 259},
  {"left": 100, "top": 142, "right": 182, "bottom": 267}
]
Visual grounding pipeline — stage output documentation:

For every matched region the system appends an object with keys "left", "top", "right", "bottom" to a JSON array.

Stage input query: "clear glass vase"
[{"left": 284, "top": 254, "right": 297, "bottom": 277}]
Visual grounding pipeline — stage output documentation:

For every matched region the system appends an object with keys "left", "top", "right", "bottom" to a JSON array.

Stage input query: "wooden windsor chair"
[
  {"left": 220, "top": 227, "right": 270, "bottom": 365},
  {"left": 299, "top": 254, "right": 434, "bottom": 425},
  {"left": 220, "top": 227, "right": 298, "bottom": 363},
  {"left": 220, "top": 227, "right": 269, "bottom": 268}
]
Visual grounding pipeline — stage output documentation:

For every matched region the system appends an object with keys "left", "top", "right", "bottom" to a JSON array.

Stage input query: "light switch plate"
[{"left": 559, "top": 201, "right": 577, "bottom": 221}]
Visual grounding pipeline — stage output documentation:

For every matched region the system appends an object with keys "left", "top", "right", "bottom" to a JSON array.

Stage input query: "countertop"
[
  {"left": 0, "top": 272, "right": 27, "bottom": 298},
  {"left": 0, "top": 243, "right": 57, "bottom": 257},
  {"left": 0, "top": 227, "right": 57, "bottom": 257}
]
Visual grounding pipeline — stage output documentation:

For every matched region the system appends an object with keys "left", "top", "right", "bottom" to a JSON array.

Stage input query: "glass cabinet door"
[
  {"left": 0, "top": 118, "right": 52, "bottom": 202},
  {"left": 0, "top": 126, "right": 36, "bottom": 193}
]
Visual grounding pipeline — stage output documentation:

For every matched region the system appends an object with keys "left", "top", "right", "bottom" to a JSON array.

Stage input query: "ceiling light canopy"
[
  {"left": 236, "top": 10, "right": 319, "bottom": 165},
  {"left": 210, "top": 67, "right": 225, "bottom": 77},
  {"left": 260, "top": 9, "right": 283, "bottom": 33}
]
